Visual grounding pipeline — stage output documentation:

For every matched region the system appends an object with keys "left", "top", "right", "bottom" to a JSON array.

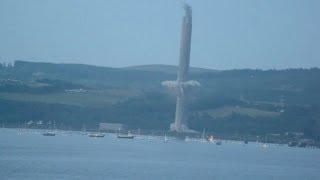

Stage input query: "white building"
[{"left": 99, "top": 123, "right": 127, "bottom": 132}]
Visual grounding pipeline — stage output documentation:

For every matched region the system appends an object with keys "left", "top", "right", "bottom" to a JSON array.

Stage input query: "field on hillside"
[
  {"left": 200, "top": 106, "right": 281, "bottom": 118},
  {"left": 0, "top": 90, "right": 141, "bottom": 107}
]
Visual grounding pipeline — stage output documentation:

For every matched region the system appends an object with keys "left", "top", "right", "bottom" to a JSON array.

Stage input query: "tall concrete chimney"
[{"left": 162, "top": 3, "right": 199, "bottom": 133}]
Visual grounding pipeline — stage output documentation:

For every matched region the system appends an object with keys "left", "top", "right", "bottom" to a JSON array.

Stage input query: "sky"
[{"left": 0, "top": 0, "right": 319, "bottom": 70}]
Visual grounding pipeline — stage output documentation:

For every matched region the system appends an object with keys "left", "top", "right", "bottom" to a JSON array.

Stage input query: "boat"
[
  {"left": 200, "top": 128, "right": 207, "bottom": 142},
  {"left": 81, "top": 124, "right": 87, "bottom": 135},
  {"left": 208, "top": 135, "right": 215, "bottom": 143},
  {"left": 216, "top": 140, "right": 222, "bottom": 145},
  {"left": 185, "top": 136, "right": 201, "bottom": 142},
  {"left": 261, "top": 143, "right": 269, "bottom": 148},
  {"left": 298, "top": 142, "right": 307, "bottom": 147},
  {"left": 185, "top": 136, "right": 189, "bottom": 142},
  {"left": 117, "top": 131, "right": 134, "bottom": 139},
  {"left": 43, "top": 131, "right": 56, "bottom": 136},
  {"left": 288, "top": 141, "right": 298, "bottom": 147},
  {"left": 164, "top": 134, "right": 168, "bottom": 143},
  {"left": 89, "top": 133, "right": 105, "bottom": 138}
]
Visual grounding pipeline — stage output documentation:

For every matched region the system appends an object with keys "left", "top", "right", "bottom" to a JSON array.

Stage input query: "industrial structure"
[
  {"left": 162, "top": 4, "right": 200, "bottom": 132},
  {"left": 99, "top": 123, "right": 127, "bottom": 132}
]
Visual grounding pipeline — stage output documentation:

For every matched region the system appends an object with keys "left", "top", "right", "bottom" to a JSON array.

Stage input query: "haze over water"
[{"left": 1, "top": 129, "right": 320, "bottom": 180}]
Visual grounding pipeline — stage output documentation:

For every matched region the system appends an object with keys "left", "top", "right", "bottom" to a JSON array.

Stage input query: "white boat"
[
  {"left": 89, "top": 133, "right": 105, "bottom": 138},
  {"left": 185, "top": 136, "right": 203, "bottom": 142},
  {"left": 261, "top": 143, "right": 269, "bottom": 148},
  {"left": 164, "top": 134, "right": 168, "bottom": 143},
  {"left": 43, "top": 131, "right": 56, "bottom": 136},
  {"left": 200, "top": 128, "right": 207, "bottom": 142},
  {"left": 81, "top": 124, "right": 87, "bottom": 135},
  {"left": 117, "top": 131, "right": 134, "bottom": 139},
  {"left": 208, "top": 135, "right": 215, "bottom": 143}
]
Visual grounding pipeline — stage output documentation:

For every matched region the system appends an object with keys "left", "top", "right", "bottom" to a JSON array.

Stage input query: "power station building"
[{"left": 99, "top": 123, "right": 127, "bottom": 132}]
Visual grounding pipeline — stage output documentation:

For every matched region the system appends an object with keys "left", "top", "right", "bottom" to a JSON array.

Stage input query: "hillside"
[
  {"left": 124, "top": 64, "right": 219, "bottom": 74},
  {"left": 9, "top": 60, "right": 174, "bottom": 89},
  {"left": 1, "top": 61, "right": 320, "bottom": 140}
]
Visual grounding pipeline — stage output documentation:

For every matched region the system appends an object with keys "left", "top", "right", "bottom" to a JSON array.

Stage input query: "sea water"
[{"left": 1, "top": 129, "right": 320, "bottom": 180}]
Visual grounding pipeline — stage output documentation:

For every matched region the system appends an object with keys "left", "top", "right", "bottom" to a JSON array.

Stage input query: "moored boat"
[
  {"left": 89, "top": 133, "right": 105, "bottom": 138},
  {"left": 117, "top": 131, "right": 134, "bottom": 139},
  {"left": 164, "top": 134, "right": 168, "bottom": 143},
  {"left": 216, "top": 140, "right": 222, "bottom": 145},
  {"left": 43, "top": 131, "right": 56, "bottom": 136},
  {"left": 288, "top": 141, "right": 298, "bottom": 147}
]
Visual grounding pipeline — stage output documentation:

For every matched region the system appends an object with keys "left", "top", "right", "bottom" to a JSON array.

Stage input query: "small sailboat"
[
  {"left": 261, "top": 134, "right": 269, "bottom": 148},
  {"left": 43, "top": 121, "right": 56, "bottom": 136},
  {"left": 261, "top": 143, "right": 269, "bottom": 148},
  {"left": 185, "top": 136, "right": 190, "bottom": 142},
  {"left": 208, "top": 135, "right": 215, "bottom": 143},
  {"left": 201, "top": 128, "right": 207, "bottom": 142},
  {"left": 88, "top": 126, "right": 104, "bottom": 138},
  {"left": 81, "top": 124, "right": 87, "bottom": 135},
  {"left": 164, "top": 134, "right": 168, "bottom": 143}
]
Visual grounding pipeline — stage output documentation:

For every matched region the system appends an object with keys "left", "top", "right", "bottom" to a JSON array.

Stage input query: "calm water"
[{"left": 1, "top": 129, "right": 320, "bottom": 180}]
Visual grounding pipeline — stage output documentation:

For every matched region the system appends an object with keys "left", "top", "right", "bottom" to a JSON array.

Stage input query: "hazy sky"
[{"left": 1, "top": 0, "right": 319, "bottom": 70}]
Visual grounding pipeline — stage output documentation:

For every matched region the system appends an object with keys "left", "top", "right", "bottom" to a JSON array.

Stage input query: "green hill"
[
  {"left": 1, "top": 61, "right": 320, "bottom": 140},
  {"left": 124, "top": 64, "right": 219, "bottom": 74}
]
